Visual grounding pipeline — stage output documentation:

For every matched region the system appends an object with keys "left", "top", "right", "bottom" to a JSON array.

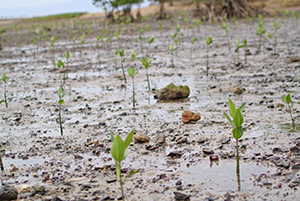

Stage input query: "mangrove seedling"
[
  {"left": 58, "top": 86, "right": 67, "bottom": 136},
  {"left": 57, "top": 60, "right": 65, "bottom": 88},
  {"left": 65, "top": 51, "right": 70, "bottom": 80},
  {"left": 2, "top": 72, "right": 8, "bottom": 108},
  {"left": 110, "top": 129, "right": 138, "bottom": 200},
  {"left": 128, "top": 68, "right": 136, "bottom": 108},
  {"left": 96, "top": 35, "right": 103, "bottom": 63},
  {"left": 243, "top": 39, "right": 248, "bottom": 64},
  {"left": 50, "top": 36, "right": 57, "bottom": 68},
  {"left": 256, "top": 21, "right": 266, "bottom": 52},
  {"left": 235, "top": 38, "right": 244, "bottom": 64},
  {"left": 0, "top": 98, "right": 3, "bottom": 170},
  {"left": 273, "top": 21, "right": 280, "bottom": 54},
  {"left": 146, "top": 36, "right": 154, "bottom": 59},
  {"left": 190, "top": 36, "right": 198, "bottom": 59},
  {"left": 140, "top": 57, "right": 151, "bottom": 91},
  {"left": 168, "top": 44, "right": 175, "bottom": 68},
  {"left": 119, "top": 50, "right": 126, "bottom": 83},
  {"left": 223, "top": 98, "right": 246, "bottom": 190},
  {"left": 221, "top": 21, "right": 231, "bottom": 53},
  {"left": 206, "top": 36, "right": 212, "bottom": 76},
  {"left": 282, "top": 94, "right": 295, "bottom": 129},
  {"left": 80, "top": 33, "right": 86, "bottom": 58}
]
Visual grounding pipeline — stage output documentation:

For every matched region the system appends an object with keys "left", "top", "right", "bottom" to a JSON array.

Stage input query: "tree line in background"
[{"left": 92, "top": 0, "right": 264, "bottom": 23}]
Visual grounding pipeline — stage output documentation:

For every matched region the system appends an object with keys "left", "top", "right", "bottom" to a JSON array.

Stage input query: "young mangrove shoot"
[
  {"left": 223, "top": 98, "right": 246, "bottom": 189},
  {"left": 119, "top": 49, "right": 126, "bottom": 83},
  {"left": 273, "top": 21, "right": 280, "bottom": 54},
  {"left": 2, "top": 72, "right": 8, "bottom": 108},
  {"left": 146, "top": 36, "right": 154, "bottom": 59},
  {"left": 140, "top": 57, "right": 151, "bottom": 91},
  {"left": 58, "top": 86, "right": 67, "bottom": 136},
  {"left": 282, "top": 94, "right": 295, "bottom": 129},
  {"left": 110, "top": 129, "right": 139, "bottom": 200},
  {"left": 128, "top": 67, "right": 136, "bottom": 108},
  {"left": 50, "top": 36, "right": 57, "bottom": 68},
  {"left": 221, "top": 21, "right": 231, "bottom": 53},
  {"left": 235, "top": 38, "right": 244, "bottom": 64},
  {"left": 168, "top": 44, "right": 175, "bottom": 68},
  {"left": 80, "top": 33, "right": 86, "bottom": 58},
  {"left": 206, "top": 36, "right": 212, "bottom": 76},
  {"left": 190, "top": 36, "right": 198, "bottom": 59},
  {"left": 243, "top": 39, "right": 248, "bottom": 64}
]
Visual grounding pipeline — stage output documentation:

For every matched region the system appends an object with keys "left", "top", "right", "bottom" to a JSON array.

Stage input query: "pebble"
[
  {"left": 173, "top": 191, "right": 191, "bottom": 200},
  {"left": 167, "top": 151, "right": 183, "bottom": 157},
  {"left": 182, "top": 110, "right": 201, "bottom": 124},
  {"left": 19, "top": 184, "right": 30, "bottom": 193},
  {"left": 0, "top": 186, "right": 18, "bottom": 200},
  {"left": 134, "top": 132, "right": 150, "bottom": 143},
  {"left": 155, "top": 135, "right": 166, "bottom": 144},
  {"left": 203, "top": 148, "right": 214, "bottom": 155}
]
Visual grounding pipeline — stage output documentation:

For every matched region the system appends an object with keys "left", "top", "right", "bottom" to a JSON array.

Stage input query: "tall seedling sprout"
[
  {"left": 140, "top": 57, "right": 151, "bottom": 91},
  {"left": 80, "top": 33, "right": 86, "bottom": 58},
  {"left": 128, "top": 67, "right": 136, "bottom": 108},
  {"left": 206, "top": 36, "right": 212, "bottom": 76},
  {"left": 190, "top": 36, "right": 198, "bottom": 59},
  {"left": 146, "top": 36, "right": 154, "bottom": 59},
  {"left": 58, "top": 86, "right": 67, "bottom": 136},
  {"left": 256, "top": 21, "right": 266, "bottom": 52},
  {"left": 2, "top": 72, "right": 8, "bottom": 108},
  {"left": 0, "top": 98, "right": 4, "bottom": 171},
  {"left": 119, "top": 50, "right": 126, "bottom": 83},
  {"left": 282, "top": 94, "right": 295, "bottom": 129},
  {"left": 110, "top": 129, "right": 139, "bottom": 200},
  {"left": 221, "top": 21, "right": 231, "bottom": 53},
  {"left": 65, "top": 51, "right": 70, "bottom": 80},
  {"left": 96, "top": 35, "right": 103, "bottom": 63},
  {"left": 50, "top": 36, "right": 57, "bottom": 69},
  {"left": 168, "top": 44, "right": 175, "bottom": 68},
  {"left": 273, "top": 21, "right": 280, "bottom": 54},
  {"left": 223, "top": 98, "right": 246, "bottom": 191},
  {"left": 235, "top": 38, "right": 244, "bottom": 64},
  {"left": 243, "top": 39, "right": 248, "bottom": 64}
]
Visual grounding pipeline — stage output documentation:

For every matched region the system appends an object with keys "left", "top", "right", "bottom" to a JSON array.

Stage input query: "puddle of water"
[{"left": 180, "top": 160, "right": 268, "bottom": 193}]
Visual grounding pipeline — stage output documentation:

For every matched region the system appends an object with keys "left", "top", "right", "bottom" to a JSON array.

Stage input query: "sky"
[{"left": 0, "top": 0, "right": 151, "bottom": 19}]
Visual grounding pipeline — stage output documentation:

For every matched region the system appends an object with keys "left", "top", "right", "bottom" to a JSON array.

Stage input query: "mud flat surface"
[{"left": 0, "top": 16, "right": 300, "bottom": 200}]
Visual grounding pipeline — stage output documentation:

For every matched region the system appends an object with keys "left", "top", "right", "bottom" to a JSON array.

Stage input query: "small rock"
[
  {"left": 173, "top": 191, "right": 191, "bottom": 200},
  {"left": 292, "top": 164, "right": 300, "bottom": 170},
  {"left": 277, "top": 103, "right": 284, "bottom": 107},
  {"left": 234, "top": 87, "right": 244, "bottom": 95},
  {"left": 203, "top": 148, "right": 214, "bottom": 155},
  {"left": 106, "top": 179, "right": 117, "bottom": 183},
  {"left": 289, "top": 57, "right": 300, "bottom": 63},
  {"left": 52, "top": 195, "right": 62, "bottom": 201},
  {"left": 74, "top": 155, "right": 84, "bottom": 159},
  {"left": 175, "top": 180, "right": 182, "bottom": 186},
  {"left": 290, "top": 146, "right": 300, "bottom": 153},
  {"left": 134, "top": 132, "right": 150, "bottom": 143},
  {"left": 0, "top": 186, "right": 18, "bottom": 200},
  {"left": 182, "top": 110, "right": 201, "bottom": 124},
  {"left": 155, "top": 135, "right": 166, "bottom": 144},
  {"left": 31, "top": 185, "right": 45, "bottom": 194},
  {"left": 272, "top": 147, "right": 284, "bottom": 153},
  {"left": 167, "top": 151, "right": 183, "bottom": 157},
  {"left": 19, "top": 184, "right": 30, "bottom": 193},
  {"left": 155, "top": 83, "right": 190, "bottom": 100}
]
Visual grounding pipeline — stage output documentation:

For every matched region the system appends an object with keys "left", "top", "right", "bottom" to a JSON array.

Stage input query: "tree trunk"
[{"left": 157, "top": 0, "right": 166, "bottom": 20}]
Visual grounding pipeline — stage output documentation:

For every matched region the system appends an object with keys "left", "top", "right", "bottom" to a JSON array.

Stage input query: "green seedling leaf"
[
  {"left": 97, "top": 35, "right": 102, "bottom": 41},
  {"left": 2, "top": 72, "right": 6, "bottom": 82},
  {"left": 58, "top": 87, "right": 63, "bottom": 98},
  {"left": 228, "top": 98, "right": 236, "bottom": 117},
  {"left": 51, "top": 36, "right": 57, "bottom": 43},
  {"left": 274, "top": 21, "right": 278, "bottom": 28},
  {"left": 57, "top": 60, "right": 64, "bottom": 68},
  {"left": 169, "top": 44, "right": 173, "bottom": 51},
  {"left": 148, "top": 36, "right": 154, "bottom": 44},
  {"left": 126, "top": 169, "right": 141, "bottom": 178},
  {"left": 177, "top": 24, "right": 180, "bottom": 32},
  {"left": 281, "top": 95, "right": 287, "bottom": 104},
  {"left": 221, "top": 21, "right": 227, "bottom": 29},
  {"left": 287, "top": 94, "right": 291, "bottom": 103},
  {"left": 124, "top": 129, "right": 134, "bottom": 148},
  {"left": 131, "top": 50, "right": 135, "bottom": 61},
  {"left": 233, "top": 127, "right": 240, "bottom": 140},
  {"left": 291, "top": 101, "right": 295, "bottom": 108},
  {"left": 233, "top": 108, "right": 243, "bottom": 128},
  {"left": 61, "top": 91, "right": 68, "bottom": 98},
  {"left": 81, "top": 34, "right": 86, "bottom": 41},
  {"left": 66, "top": 51, "right": 70, "bottom": 60},
  {"left": 243, "top": 39, "right": 247, "bottom": 46},
  {"left": 115, "top": 48, "right": 119, "bottom": 55},
  {"left": 128, "top": 68, "right": 135, "bottom": 77},
  {"left": 223, "top": 111, "right": 233, "bottom": 126},
  {"left": 239, "top": 102, "right": 247, "bottom": 112},
  {"left": 0, "top": 99, "right": 4, "bottom": 104},
  {"left": 206, "top": 36, "right": 212, "bottom": 45},
  {"left": 58, "top": 99, "right": 64, "bottom": 105},
  {"left": 119, "top": 49, "right": 124, "bottom": 57},
  {"left": 111, "top": 134, "right": 125, "bottom": 162}
]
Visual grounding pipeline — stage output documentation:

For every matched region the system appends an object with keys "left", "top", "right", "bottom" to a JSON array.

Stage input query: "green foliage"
[
  {"left": 282, "top": 94, "right": 295, "bottom": 129},
  {"left": 206, "top": 36, "right": 212, "bottom": 45},
  {"left": 66, "top": 51, "right": 70, "bottom": 60},
  {"left": 223, "top": 98, "right": 246, "bottom": 140},
  {"left": 148, "top": 36, "right": 154, "bottom": 44},
  {"left": 128, "top": 68, "right": 135, "bottom": 78},
  {"left": 140, "top": 57, "right": 150, "bottom": 69}
]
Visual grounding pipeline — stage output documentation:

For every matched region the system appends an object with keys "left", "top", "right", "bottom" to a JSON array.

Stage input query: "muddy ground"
[{"left": 0, "top": 14, "right": 300, "bottom": 201}]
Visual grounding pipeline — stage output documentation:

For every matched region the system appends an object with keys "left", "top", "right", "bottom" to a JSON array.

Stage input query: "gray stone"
[{"left": 0, "top": 186, "right": 18, "bottom": 200}]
